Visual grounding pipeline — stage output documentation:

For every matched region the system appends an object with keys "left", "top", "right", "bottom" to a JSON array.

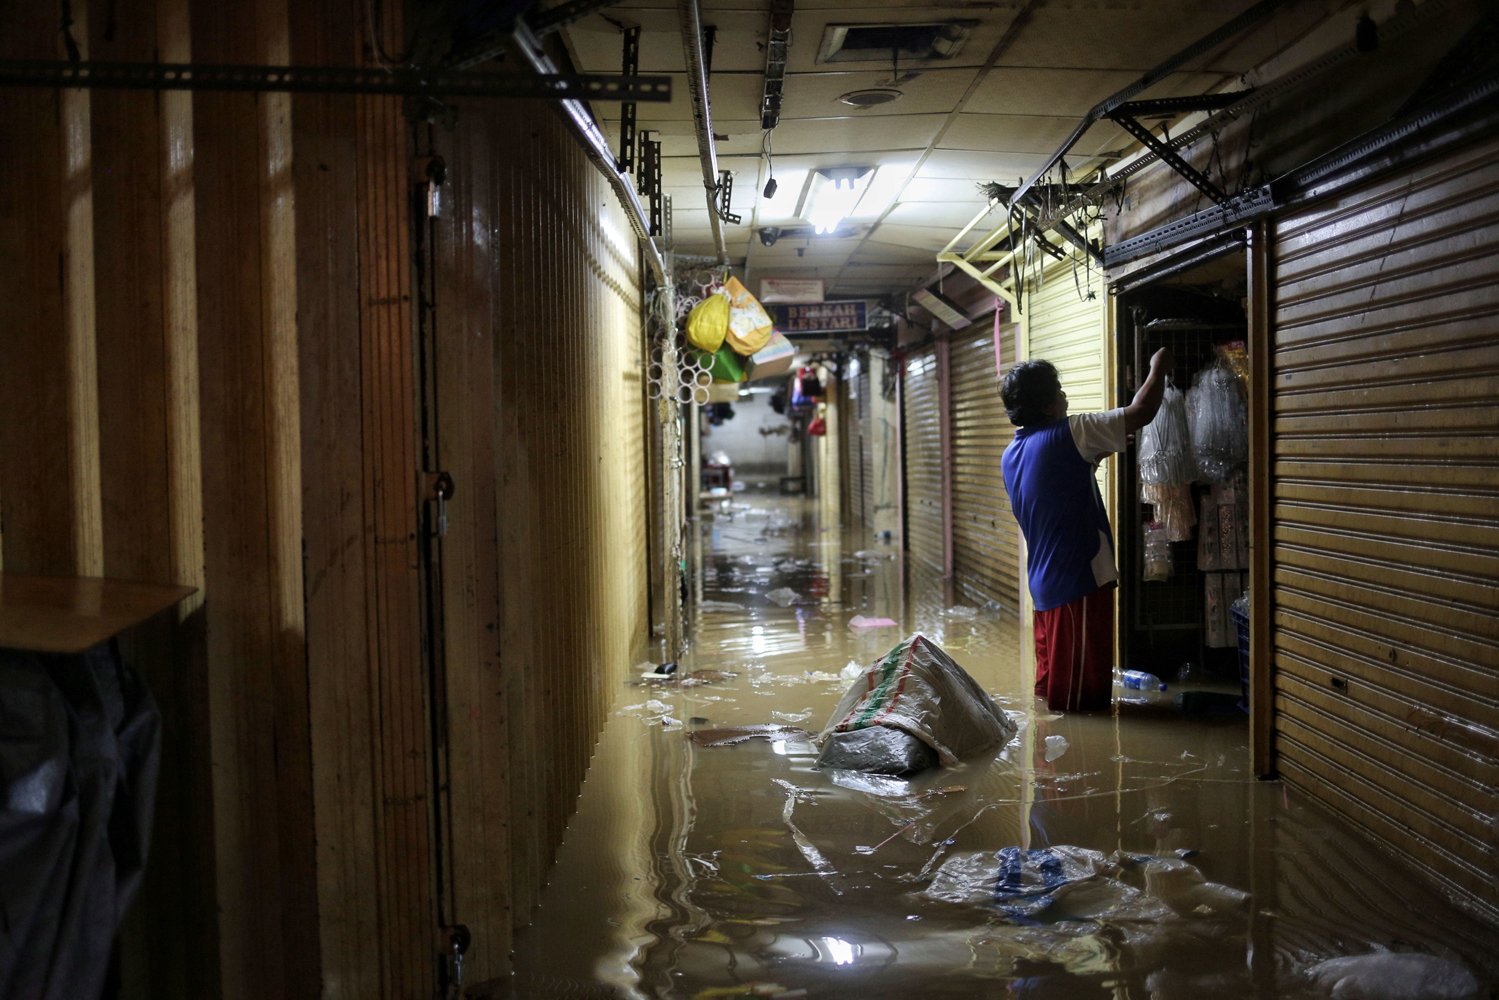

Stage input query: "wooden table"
[{"left": 0, "top": 573, "right": 197, "bottom": 654}]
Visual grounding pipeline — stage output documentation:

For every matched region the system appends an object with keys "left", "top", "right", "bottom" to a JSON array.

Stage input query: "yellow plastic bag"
[
  {"left": 723, "top": 276, "right": 773, "bottom": 356},
  {"left": 685, "top": 289, "right": 729, "bottom": 353}
]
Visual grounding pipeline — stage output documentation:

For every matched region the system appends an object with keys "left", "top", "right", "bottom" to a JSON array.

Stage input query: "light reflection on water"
[{"left": 509, "top": 495, "right": 1496, "bottom": 999}]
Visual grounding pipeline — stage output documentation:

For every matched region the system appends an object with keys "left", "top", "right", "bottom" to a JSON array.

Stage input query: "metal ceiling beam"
[
  {"left": 760, "top": 0, "right": 793, "bottom": 130},
  {"left": 0, "top": 57, "right": 669, "bottom": 101},
  {"left": 678, "top": 0, "right": 729, "bottom": 264},
  {"left": 530, "top": 0, "right": 627, "bottom": 36},
  {"left": 1107, "top": 113, "right": 1228, "bottom": 204},
  {"left": 510, "top": 22, "right": 666, "bottom": 280},
  {"left": 1008, "top": 0, "right": 1290, "bottom": 209}
]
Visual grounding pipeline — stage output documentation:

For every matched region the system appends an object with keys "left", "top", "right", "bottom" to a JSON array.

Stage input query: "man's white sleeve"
[{"left": 1068, "top": 409, "right": 1127, "bottom": 463}]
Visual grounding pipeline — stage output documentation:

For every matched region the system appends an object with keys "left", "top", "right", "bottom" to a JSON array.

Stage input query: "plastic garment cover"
[
  {"left": 0, "top": 643, "right": 160, "bottom": 1000},
  {"left": 1185, "top": 363, "right": 1248, "bottom": 482},
  {"left": 815, "top": 634, "right": 1017, "bottom": 775},
  {"left": 1137, "top": 383, "right": 1193, "bottom": 485}
]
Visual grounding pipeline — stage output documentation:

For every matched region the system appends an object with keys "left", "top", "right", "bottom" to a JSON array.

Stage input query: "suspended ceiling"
[{"left": 553, "top": 0, "right": 1374, "bottom": 302}]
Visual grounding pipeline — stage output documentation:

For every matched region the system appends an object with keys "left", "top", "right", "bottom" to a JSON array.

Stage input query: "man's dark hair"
[{"left": 1000, "top": 359, "right": 1060, "bottom": 426}]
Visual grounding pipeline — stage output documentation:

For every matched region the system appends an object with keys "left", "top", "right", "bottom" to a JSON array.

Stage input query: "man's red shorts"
[{"left": 1034, "top": 586, "right": 1115, "bottom": 711}]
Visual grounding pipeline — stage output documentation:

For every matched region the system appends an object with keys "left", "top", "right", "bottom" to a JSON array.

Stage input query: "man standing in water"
[{"left": 1000, "top": 348, "right": 1173, "bottom": 711}]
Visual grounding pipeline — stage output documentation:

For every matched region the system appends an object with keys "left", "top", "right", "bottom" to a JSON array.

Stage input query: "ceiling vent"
[
  {"left": 837, "top": 88, "right": 904, "bottom": 108},
  {"left": 818, "top": 21, "right": 975, "bottom": 64}
]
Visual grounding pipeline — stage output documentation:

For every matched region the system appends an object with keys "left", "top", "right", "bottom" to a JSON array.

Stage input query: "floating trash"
[{"left": 1304, "top": 951, "right": 1479, "bottom": 1000}]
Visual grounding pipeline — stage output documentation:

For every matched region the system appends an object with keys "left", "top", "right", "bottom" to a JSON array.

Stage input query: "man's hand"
[{"left": 1125, "top": 346, "right": 1175, "bottom": 432}]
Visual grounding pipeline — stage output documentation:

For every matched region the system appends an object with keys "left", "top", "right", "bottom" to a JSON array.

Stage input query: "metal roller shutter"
[
  {"left": 903, "top": 346, "right": 944, "bottom": 574},
  {"left": 857, "top": 360, "right": 873, "bottom": 527},
  {"left": 845, "top": 355, "right": 866, "bottom": 526},
  {"left": 1270, "top": 132, "right": 1499, "bottom": 923},
  {"left": 1024, "top": 251, "right": 1113, "bottom": 503},
  {"left": 949, "top": 322, "right": 1021, "bottom": 610}
]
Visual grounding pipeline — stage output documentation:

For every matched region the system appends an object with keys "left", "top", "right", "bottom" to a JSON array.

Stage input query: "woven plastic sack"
[
  {"left": 685, "top": 289, "right": 729, "bottom": 353},
  {"left": 723, "top": 275, "right": 774, "bottom": 356},
  {"left": 816, "top": 634, "right": 1016, "bottom": 774}
]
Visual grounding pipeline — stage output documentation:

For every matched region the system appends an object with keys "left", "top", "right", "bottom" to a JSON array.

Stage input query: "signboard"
[
  {"left": 770, "top": 300, "right": 868, "bottom": 335},
  {"left": 759, "top": 277, "right": 826, "bottom": 304}
]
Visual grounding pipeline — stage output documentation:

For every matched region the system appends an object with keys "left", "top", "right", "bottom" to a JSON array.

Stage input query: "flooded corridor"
[{"left": 509, "top": 495, "right": 1496, "bottom": 999}]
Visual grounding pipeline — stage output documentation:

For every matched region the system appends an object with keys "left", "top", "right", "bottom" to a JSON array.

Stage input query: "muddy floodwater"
[{"left": 509, "top": 495, "right": 1496, "bottom": 999}]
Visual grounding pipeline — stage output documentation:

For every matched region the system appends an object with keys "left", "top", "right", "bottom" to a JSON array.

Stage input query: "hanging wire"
[{"left": 365, "top": 0, "right": 413, "bottom": 70}]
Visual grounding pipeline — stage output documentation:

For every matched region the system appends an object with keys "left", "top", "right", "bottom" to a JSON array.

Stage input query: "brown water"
[{"left": 508, "top": 495, "right": 1497, "bottom": 999}]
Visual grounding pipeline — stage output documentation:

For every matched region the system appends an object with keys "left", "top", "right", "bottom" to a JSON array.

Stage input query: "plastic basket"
[{"left": 1230, "top": 602, "right": 1249, "bottom": 711}]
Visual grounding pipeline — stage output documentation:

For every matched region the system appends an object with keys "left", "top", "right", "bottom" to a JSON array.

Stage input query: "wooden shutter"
[{"left": 1270, "top": 131, "right": 1499, "bottom": 923}]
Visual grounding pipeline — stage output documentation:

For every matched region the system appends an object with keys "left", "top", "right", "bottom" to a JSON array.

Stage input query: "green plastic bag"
[{"left": 693, "top": 343, "right": 745, "bottom": 383}]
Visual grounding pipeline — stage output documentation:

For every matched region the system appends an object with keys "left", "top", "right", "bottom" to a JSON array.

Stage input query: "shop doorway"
[{"left": 1115, "top": 254, "right": 1251, "bottom": 706}]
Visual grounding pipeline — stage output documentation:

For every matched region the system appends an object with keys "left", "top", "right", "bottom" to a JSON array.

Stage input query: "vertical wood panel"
[
  {"left": 1270, "top": 131, "right": 1499, "bottom": 924},
  {"left": 288, "top": 0, "right": 385, "bottom": 996},
  {"left": 87, "top": 0, "right": 219, "bottom": 994},
  {"left": 429, "top": 106, "right": 512, "bottom": 981},
  {"left": 190, "top": 0, "right": 320, "bottom": 993},
  {"left": 0, "top": 3, "right": 80, "bottom": 573}
]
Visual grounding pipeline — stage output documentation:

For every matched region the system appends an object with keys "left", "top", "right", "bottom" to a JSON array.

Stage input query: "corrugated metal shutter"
[
  {"left": 1270, "top": 132, "right": 1499, "bottom": 923},
  {"left": 845, "top": 354, "right": 866, "bottom": 526},
  {"left": 904, "top": 346, "right": 944, "bottom": 573},
  {"left": 860, "top": 358, "right": 877, "bottom": 528},
  {"left": 1024, "top": 250, "right": 1113, "bottom": 503},
  {"left": 949, "top": 321, "right": 1022, "bottom": 610}
]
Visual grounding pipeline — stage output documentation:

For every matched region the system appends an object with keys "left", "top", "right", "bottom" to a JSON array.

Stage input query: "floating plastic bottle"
[{"left": 1120, "top": 669, "right": 1168, "bottom": 692}]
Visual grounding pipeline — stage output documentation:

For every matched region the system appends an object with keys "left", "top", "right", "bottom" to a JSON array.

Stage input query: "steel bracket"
[{"left": 0, "top": 57, "right": 671, "bottom": 102}]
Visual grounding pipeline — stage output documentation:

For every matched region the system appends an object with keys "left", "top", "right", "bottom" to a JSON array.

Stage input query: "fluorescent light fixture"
[
  {"left": 849, "top": 161, "right": 912, "bottom": 220},
  {"left": 912, "top": 287, "right": 972, "bottom": 329},
  {"left": 757, "top": 167, "right": 809, "bottom": 222},
  {"left": 800, "top": 166, "right": 874, "bottom": 235}
]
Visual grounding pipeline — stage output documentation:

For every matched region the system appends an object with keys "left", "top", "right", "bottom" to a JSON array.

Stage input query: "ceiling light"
[
  {"left": 800, "top": 166, "right": 874, "bottom": 235},
  {"left": 837, "top": 88, "right": 903, "bottom": 108}
]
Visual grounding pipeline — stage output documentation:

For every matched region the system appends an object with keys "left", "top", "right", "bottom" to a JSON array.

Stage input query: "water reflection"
[{"left": 509, "top": 495, "right": 1496, "bottom": 999}]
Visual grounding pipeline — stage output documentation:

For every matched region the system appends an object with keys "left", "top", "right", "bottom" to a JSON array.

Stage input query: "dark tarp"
[{"left": 0, "top": 642, "right": 160, "bottom": 1000}]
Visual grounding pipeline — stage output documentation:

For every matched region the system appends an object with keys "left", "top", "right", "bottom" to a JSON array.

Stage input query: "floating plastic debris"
[
  {"left": 840, "top": 660, "right": 863, "bottom": 680},
  {"left": 923, "top": 846, "right": 1246, "bottom": 922},
  {"left": 771, "top": 708, "right": 813, "bottom": 724},
  {"left": 687, "top": 724, "right": 812, "bottom": 747},
  {"left": 848, "top": 615, "right": 898, "bottom": 629},
  {"left": 945, "top": 605, "right": 979, "bottom": 619},
  {"left": 1043, "top": 734, "right": 1070, "bottom": 762},
  {"left": 681, "top": 669, "right": 735, "bottom": 686},
  {"left": 765, "top": 587, "right": 800, "bottom": 607},
  {"left": 1305, "top": 952, "right": 1479, "bottom": 1000}
]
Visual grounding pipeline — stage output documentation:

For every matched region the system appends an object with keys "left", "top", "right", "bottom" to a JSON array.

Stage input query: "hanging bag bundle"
[
  {"left": 722, "top": 275, "right": 774, "bottom": 356},
  {"left": 685, "top": 288, "right": 730, "bottom": 353}
]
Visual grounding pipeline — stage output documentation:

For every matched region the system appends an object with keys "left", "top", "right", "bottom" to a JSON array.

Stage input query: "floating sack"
[
  {"left": 685, "top": 288, "right": 729, "bottom": 353},
  {"left": 723, "top": 275, "right": 774, "bottom": 356},
  {"left": 746, "top": 330, "right": 795, "bottom": 380},
  {"left": 1305, "top": 952, "right": 1479, "bottom": 1000},
  {"left": 815, "top": 633, "right": 1016, "bottom": 776}
]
